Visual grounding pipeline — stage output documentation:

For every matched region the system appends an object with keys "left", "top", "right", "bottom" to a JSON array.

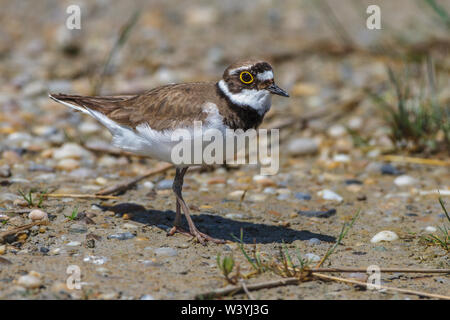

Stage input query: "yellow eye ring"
[{"left": 239, "top": 71, "right": 254, "bottom": 84}]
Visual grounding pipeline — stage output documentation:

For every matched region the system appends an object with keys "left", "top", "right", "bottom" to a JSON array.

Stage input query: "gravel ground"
[{"left": 0, "top": 0, "right": 449, "bottom": 300}]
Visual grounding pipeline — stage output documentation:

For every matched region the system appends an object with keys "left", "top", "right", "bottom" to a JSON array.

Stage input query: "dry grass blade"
[
  {"left": 0, "top": 221, "right": 48, "bottom": 242},
  {"left": 378, "top": 155, "right": 450, "bottom": 167},
  {"left": 93, "top": 10, "right": 141, "bottom": 94},
  {"left": 312, "top": 273, "right": 450, "bottom": 300},
  {"left": 96, "top": 162, "right": 174, "bottom": 195},
  {"left": 43, "top": 193, "right": 118, "bottom": 200}
]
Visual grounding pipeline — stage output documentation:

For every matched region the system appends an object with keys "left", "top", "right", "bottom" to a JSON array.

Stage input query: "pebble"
[
  {"left": 17, "top": 272, "right": 42, "bottom": 289},
  {"left": 248, "top": 194, "right": 267, "bottom": 202},
  {"left": 327, "top": 124, "right": 346, "bottom": 137},
  {"left": 297, "top": 209, "right": 336, "bottom": 218},
  {"left": 53, "top": 143, "right": 93, "bottom": 160},
  {"left": 370, "top": 231, "right": 399, "bottom": 243},
  {"left": 107, "top": 232, "right": 136, "bottom": 240},
  {"left": 0, "top": 165, "right": 11, "bottom": 177},
  {"left": 83, "top": 255, "right": 108, "bottom": 265},
  {"left": 66, "top": 241, "right": 81, "bottom": 247},
  {"left": 294, "top": 192, "right": 312, "bottom": 200},
  {"left": 140, "top": 294, "right": 155, "bottom": 300},
  {"left": 227, "top": 190, "right": 245, "bottom": 200},
  {"left": 286, "top": 138, "right": 319, "bottom": 156},
  {"left": 365, "top": 162, "right": 383, "bottom": 174},
  {"left": 40, "top": 247, "right": 50, "bottom": 253},
  {"left": 156, "top": 179, "right": 173, "bottom": 190},
  {"left": 123, "top": 223, "right": 139, "bottom": 230},
  {"left": 308, "top": 238, "right": 321, "bottom": 245},
  {"left": 28, "top": 209, "right": 48, "bottom": 221},
  {"left": 381, "top": 164, "right": 403, "bottom": 175},
  {"left": 333, "top": 154, "right": 351, "bottom": 163},
  {"left": 69, "top": 223, "right": 88, "bottom": 234},
  {"left": 317, "top": 189, "right": 343, "bottom": 202},
  {"left": 0, "top": 245, "right": 6, "bottom": 255},
  {"left": 143, "top": 181, "right": 155, "bottom": 189},
  {"left": 225, "top": 213, "right": 244, "bottom": 219},
  {"left": 154, "top": 247, "right": 178, "bottom": 257},
  {"left": 425, "top": 226, "right": 437, "bottom": 233},
  {"left": 56, "top": 158, "right": 80, "bottom": 171},
  {"left": 394, "top": 175, "right": 417, "bottom": 187},
  {"left": 263, "top": 187, "right": 277, "bottom": 194},
  {"left": 304, "top": 253, "right": 321, "bottom": 262}
]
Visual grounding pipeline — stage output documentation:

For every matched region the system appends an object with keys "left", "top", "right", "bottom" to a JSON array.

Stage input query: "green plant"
[
  {"left": 422, "top": 197, "right": 450, "bottom": 251},
  {"left": 18, "top": 189, "right": 46, "bottom": 208},
  {"left": 65, "top": 207, "right": 79, "bottom": 221},
  {"left": 217, "top": 254, "right": 237, "bottom": 284},
  {"left": 372, "top": 63, "right": 450, "bottom": 153}
]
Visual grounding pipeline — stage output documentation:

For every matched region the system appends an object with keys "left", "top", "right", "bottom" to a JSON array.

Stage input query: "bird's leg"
[{"left": 169, "top": 167, "right": 225, "bottom": 245}]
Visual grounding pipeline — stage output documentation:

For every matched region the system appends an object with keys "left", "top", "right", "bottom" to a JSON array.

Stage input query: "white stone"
[
  {"left": 425, "top": 226, "right": 437, "bottom": 233},
  {"left": 17, "top": 273, "right": 42, "bottom": 289},
  {"left": 53, "top": 143, "right": 93, "bottom": 160},
  {"left": 66, "top": 241, "right": 81, "bottom": 247},
  {"left": 370, "top": 231, "right": 399, "bottom": 243},
  {"left": 304, "top": 253, "right": 321, "bottom": 262},
  {"left": 333, "top": 154, "right": 351, "bottom": 163},
  {"left": 394, "top": 175, "right": 418, "bottom": 187},
  {"left": 317, "top": 189, "right": 343, "bottom": 202},
  {"left": 327, "top": 124, "right": 346, "bottom": 137},
  {"left": 286, "top": 138, "right": 319, "bottom": 156},
  {"left": 28, "top": 209, "right": 48, "bottom": 221}
]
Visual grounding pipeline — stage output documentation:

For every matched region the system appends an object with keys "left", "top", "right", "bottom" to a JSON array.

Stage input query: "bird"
[{"left": 49, "top": 59, "right": 289, "bottom": 244}]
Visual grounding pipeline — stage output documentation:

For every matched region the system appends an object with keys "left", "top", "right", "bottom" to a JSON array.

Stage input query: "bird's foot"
[
  {"left": 167, "top": 226, "right": 225, "bottom": 245},
  {"left": 190, "top": 228, "right": 226, "bottom": 245},
  {"left": 167, "top": 226, "right": 191, "bottom": 237}
]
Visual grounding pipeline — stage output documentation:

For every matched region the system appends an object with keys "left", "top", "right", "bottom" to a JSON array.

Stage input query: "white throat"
[{"left": 218, "top": 80, "right": 272, "bottom": 116}]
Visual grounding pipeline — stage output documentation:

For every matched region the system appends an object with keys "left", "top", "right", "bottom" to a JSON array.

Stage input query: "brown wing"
[{"left": 50, "top": 82, "right": 219, "bottom": 131}]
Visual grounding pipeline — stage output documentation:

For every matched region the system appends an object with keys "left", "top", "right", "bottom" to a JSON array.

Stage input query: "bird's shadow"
[{"left": 98, "top": 202, "right": 336, "bottom": 244}]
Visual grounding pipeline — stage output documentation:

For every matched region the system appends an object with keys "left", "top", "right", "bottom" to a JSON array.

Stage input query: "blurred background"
[
  {"left": 0, "top": 0, "right": 449, "bottom": 300},
  {"left": 0, "top": 0, "right": 449, "bottom": 158}
]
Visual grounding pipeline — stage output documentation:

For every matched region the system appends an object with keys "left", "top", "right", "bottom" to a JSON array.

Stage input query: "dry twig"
[{"left": 96, "top": 162, "right": 174, "bottom": 195}]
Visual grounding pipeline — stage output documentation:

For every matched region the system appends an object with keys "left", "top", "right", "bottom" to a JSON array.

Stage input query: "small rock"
[
  {"left": 0, "top": 165, "right": 11, "bottom": 178},
  {"left": 28, "top": 209, "right": 48, "bottom": 221},
  {"left": 39, "top": 247, "right": 50, "bottom": 254},
  {"left": 69, "top": 223, "right": 88, "bottom": 234},
  {"left": 381, "top": 164, "right": 403, "bottom": 175},
  {"left": 143, "top": 181, "right": 155, "bottom": 189},
  {"left": 317, "top": 189, "right": 343, "bottom": 202},
  {"left": 308, "top": 238, "right": 321, "bottom": 245},
  {"left": 373, "top": 246, "right": 387, "bottom": 252},
  {"left": 394, "top": 175, "right": 417, "bottom": 187},
  {"left": 297, "top": 209, "right": 336, "bottom": 218},
  {"left": 107, "top": 232, "right": 135, "bottom": 240},
  {"left": 227, "top": 190, "right": 245, "bottom": 200},
  {"left": 365, "top": 162, "right": 383, "bottom": 174},
  {"left": 86, "top": 239, "right": 95, "bottom": 248},
  {"left": 156, "top": 179, "right": 173, "bottom": 190},
  {"left": 286, "top": 138, "right": 319, "bottom": 156},
  {"left": 55, "top": 158, "right": 80, "bottom": 171},
  {"left": 83, "top": 255, "right": 107, "bottom": 265},
  {"left": 0, "top": 245, "right": 6, "bottom": 255},
  {"left": 123, "top": 223, "right": 139, "bottom": 230},
  {"left": 370, "top": 231, "right": 399, "bottom": 243},
  {"left": 333, "top": 154, "right": 350, "bottom": 163},
  {"left": 66, "top": 241, "right": 81, "bottom": 247},
  {"left": 327, "top": 124, "right": 346, "bottom": 137},
  {"left": 294, "top": 192, "right": 311, "bottom": 200},
  {"left": 304, "top": 253, "right": 321, "bottom": 262},
  {"left": 154, "top": 247, "right": 177, "bottom": 257},
  {"left": 17, "top": 272, "right": 42, "bottom": 289},
  {"left": 140, "top": 294, "right": 155, "bottom": 300},
  {"left": 225, "top": 213, "right": 244, "bottom": 219},
  {"left": 425, "top": 226, "right": 437, "bottom": 233},
  {"left": 248, "top": 194, "right": 267, "bottom": 202},
  {"left": 53, "top": 143, "right": 92, "bottom": 160}
]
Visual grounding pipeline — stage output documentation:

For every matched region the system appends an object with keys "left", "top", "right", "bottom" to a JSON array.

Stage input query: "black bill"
[{"left": 267, "top": 84, "right": 289, "bottom": 97}]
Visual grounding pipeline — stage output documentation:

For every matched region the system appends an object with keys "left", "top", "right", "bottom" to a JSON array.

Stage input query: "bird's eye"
[{"left": 239, "top": 71, "right": 254, "bottom": 84}]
